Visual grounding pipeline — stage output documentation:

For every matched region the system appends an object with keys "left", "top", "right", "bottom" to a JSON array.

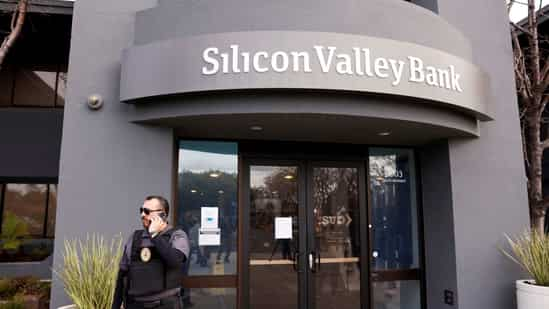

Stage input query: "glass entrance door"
[
  {"left": 248, "top": 165, "right": 303, "bottom": 309},
  {"left": 308, "top": 166, "right": 364, "bottom": 309},
  {"left": 246, "top": 162, "right": 366, "bottom": 309}
]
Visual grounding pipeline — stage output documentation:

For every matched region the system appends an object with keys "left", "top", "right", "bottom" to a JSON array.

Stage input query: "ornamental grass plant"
[
  {"left": 54, "top": 234, "right": 123, "bottom": 309},
  {"left": 503, "top": 231, "right": 549, "bottom": 286}
]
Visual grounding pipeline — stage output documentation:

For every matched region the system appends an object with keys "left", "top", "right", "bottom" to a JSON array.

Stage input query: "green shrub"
[
  {"left": 503, "top": 231, "right": 549, "bottom": 286},
  {"left": 0, "top": 277, "right": 50, "bottom": 300},
  {"left": 0, "top": 279, "right": 17, "bottom": 299},
  {"left": 0, "top": 298, "right": 24, "bottom": 309},
  {"left": 54, "top": 234, "right": 123, "bottom": 309},
  {"left": 0, "top": 277, "right": 49, "bottom": 309},
  {"left": 0, "top": 213, "right": 29, "bottom": 251}
]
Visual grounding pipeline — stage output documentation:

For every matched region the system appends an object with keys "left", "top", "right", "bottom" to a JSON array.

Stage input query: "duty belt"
[
  {"left": 127, "top": 295, "right": 180, "bottom": 309},
  {"left": 128, "top": 287, "right": 181, "bottom": 303}
]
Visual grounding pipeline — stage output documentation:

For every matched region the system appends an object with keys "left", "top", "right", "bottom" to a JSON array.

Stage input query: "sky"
[
  {"left": 509, "top": 0, "right": 547, "bottom": 22},
  {"left": 59, "top": 0, "right": 543, "bottom": 23}
]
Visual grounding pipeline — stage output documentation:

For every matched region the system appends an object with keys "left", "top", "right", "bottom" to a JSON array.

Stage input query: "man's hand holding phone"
[{"left": 148, "top": 213, "right": 168, "bottom": 236}]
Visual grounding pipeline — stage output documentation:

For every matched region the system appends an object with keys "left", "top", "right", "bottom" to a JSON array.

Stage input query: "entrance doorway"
[
  {"left": 175, "top": 140, "right": 424, "bottom": 309},
  {"left": 243, "top": 160, "right": 368, "bottom": 309}
]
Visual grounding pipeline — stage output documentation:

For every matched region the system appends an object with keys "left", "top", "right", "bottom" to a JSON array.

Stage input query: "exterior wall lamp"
[{"left": 86, "top": 94, "right": 104, "bottom": 110}]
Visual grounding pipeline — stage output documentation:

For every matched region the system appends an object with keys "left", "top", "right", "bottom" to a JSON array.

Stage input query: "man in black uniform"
[{"left": 112, "top": 195, "right": 190, "bottom": 309}]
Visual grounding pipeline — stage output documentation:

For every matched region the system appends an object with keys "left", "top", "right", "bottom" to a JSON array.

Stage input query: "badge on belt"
[{"left": 140, "top": 247, "right": 152, "bottom": 262}]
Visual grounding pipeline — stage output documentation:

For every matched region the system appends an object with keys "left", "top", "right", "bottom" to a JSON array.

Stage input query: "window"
[
  {"left": 0, "top": 65, "right": 67, "bottom": 108},
  {"left": 372, "top": 280, "right": 421, "bottom": 309},
  {"left": 14, "top": 70, "right": 57, "bottom": 107},
  {"left": 56, "top": 71, "right": 67, "bottom": 107},
  {"left": 177, "top": 141, "right": 238, "bottom": 275},
  {"left": 177, "top": 140, "right": 238, "bottom": 309},
  {"left": 0, "top": 66, "right": 14, "bottom": 107},
  {"left": 369, "top": 148, "right": 422, "bottom": 309},
  {"left": 0, "top": 183, "right": 57, "bottom": 262},
  {"left": 369, "top": 149, "right": 419, "bottom": 270}
]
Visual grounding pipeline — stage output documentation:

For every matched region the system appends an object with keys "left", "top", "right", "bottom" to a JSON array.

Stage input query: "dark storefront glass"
[
  {"left": 0, "top": 184, "right": 56, "bottom": 262},
  {"left": 177, "top": 141, "right": 238, "bottom": 276},
  {"left": 368, "top": 148, "right": 421, "bottom": 309},
  {"left": 13, "top": 69, "right": 57, "bottom": 107},
  {"left": 0, "top": 67, "right": 14, "bottom": 106},
  {"left": 249, "top": 166, "right": 299, "bottom": 309},
  {"left": 369, "top": 148, "right": 419, "bottom": 270},
  {"left": 372, "top": 280, "right": 421, "bottom": 309},
  {"left": 0, "top": 65, "right": 66, "bottom": 108},
  {"left": 187, "top": 288, "right": 236, "bottom": 309},
  {"left": 176, "top": 142, "right": 423, "bottom": 309},
  {"left": 56, "top": 71, "right": 67, "bottom": 107},
  {"left": 3, "top": 184, "right": 48, "bottom": 236},
  {"left": 47, "top": 185, "right": 57, "bottom": 238}
]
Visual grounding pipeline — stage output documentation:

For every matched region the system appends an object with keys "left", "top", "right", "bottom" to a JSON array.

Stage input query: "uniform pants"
[{"left": 126, "top": 296, "right": 182, "bottom": 309}]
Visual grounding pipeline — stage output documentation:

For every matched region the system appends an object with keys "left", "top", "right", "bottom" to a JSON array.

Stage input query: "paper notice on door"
[
  {"left": 199, "top": 227, "right": 221, "bottom": 246},
  {"left": 201, "top": 207, "right": 219, "bottom": 229},
  {"left": 274, "top": 217, "right": 293, "bottom": 239}
]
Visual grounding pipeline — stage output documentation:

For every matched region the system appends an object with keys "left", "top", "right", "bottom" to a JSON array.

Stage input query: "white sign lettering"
[
  {"left": 202, "top": 45, "right": 463, "bottom": 92},
  {"left": 320, "top": 214, "right": 353, "bottom": 227}
]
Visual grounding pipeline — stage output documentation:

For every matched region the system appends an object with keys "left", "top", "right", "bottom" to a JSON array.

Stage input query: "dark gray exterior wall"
[
  {"left": 134, "top": 0, "right": 471, "bottom": 58},
  {"left": 0, "top": 109, "right": 63, "bottom": 181},
  {"left": 51, "top": 0, "right": 529, "bottom": 308},
  {"left": 420, "top": 141, "right": 458, "bottom": 309},
  {"left": 50, "top": 0, "right": 167, "bottom": 307},
  {"left": 437, "top": 1, "right": 530, "bottom": 308}
]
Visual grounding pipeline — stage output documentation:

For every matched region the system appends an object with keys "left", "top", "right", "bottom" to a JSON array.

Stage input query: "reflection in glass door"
[
  {"left": 249, "top": 166, "right": 301, "bottom": 309},
  {"left": 310, "top": 167, "right": 361, "bottom": 309}
]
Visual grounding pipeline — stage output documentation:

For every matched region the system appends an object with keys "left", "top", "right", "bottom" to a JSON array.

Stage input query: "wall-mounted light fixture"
[{"left": 87, "top": 94, "right": 104, "bottom": 110}]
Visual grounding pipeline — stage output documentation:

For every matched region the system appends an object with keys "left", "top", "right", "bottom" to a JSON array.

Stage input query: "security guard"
[{"left": 112, "top": 195, "right": 190, "bottom": 309}]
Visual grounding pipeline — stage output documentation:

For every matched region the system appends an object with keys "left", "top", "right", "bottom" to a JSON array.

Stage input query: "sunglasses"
[{"left": 139, "top": 207, "right": 164, "bottom": 215}]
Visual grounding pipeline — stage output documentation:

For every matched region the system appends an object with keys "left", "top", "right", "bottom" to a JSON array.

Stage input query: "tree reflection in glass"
[
  {"left": 250, "top": 166, "right": 299, "bottom": 309},
  {"left": 313, "top": 167, "right": 360, "bottom": 309}
]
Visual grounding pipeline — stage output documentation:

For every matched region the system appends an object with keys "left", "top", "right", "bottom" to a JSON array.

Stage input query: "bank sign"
[
  {"left": 202, "top": 45, "right": 463, "bottom": 93},
  {"left": 121, "top": 31, "right": 491, "bottom": 120}
]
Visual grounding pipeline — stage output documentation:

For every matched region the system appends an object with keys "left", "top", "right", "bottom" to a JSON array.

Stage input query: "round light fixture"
[
  {"left": 209, "top": 172, "right": 220, "bottom": 178},
  {"left": 378, "top": 132, "right": 391, "bottom": 136},
  {"left": 87, "top": 94, "right": 104, "bottom": 110},
  {"left": 284, "top": 175, "right": 295, "bottom": 180},
  {"left": 190, "top": 189, "right": 198, "bottom": 193}
]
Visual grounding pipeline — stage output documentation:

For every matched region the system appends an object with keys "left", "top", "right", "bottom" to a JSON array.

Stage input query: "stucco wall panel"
[
  {"left": 135, "top": 0, "right": 472, "bottom": 60},
  {"left": 51, "top": 0, "right": 173, "bottom": 307},
  {"left": 437, "top": 0, "right": 529, "bottom": 308}
]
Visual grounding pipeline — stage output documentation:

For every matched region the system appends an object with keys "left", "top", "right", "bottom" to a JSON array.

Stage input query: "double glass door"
[{"left": 246, "top": 161, "right": 367, "bottom": 309}]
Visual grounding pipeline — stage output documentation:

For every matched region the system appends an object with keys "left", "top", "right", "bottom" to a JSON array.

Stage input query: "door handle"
[
  {"left": 292, "top": 250, "right": 299, "bottom": 272},
  {"left": 316, "top": 251, "right": 321, "bottom": 272},
  {"left": 309, "top": 252, "right": 315, "bottom": 273}
]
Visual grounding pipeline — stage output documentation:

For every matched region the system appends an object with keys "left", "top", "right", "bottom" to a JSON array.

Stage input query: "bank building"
[{"left": 0, "top": 0, "right": 530, "bottom": 308}]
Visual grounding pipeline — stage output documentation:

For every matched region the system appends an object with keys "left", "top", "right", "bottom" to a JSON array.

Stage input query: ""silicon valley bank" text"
[{"left": 202, "top": 45, "right": 463, "bottom": 92}]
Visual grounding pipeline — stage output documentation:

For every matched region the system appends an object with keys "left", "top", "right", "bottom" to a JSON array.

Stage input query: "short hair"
[{"left": 145, "top": 195, "right": 170, "bottom": 215}]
